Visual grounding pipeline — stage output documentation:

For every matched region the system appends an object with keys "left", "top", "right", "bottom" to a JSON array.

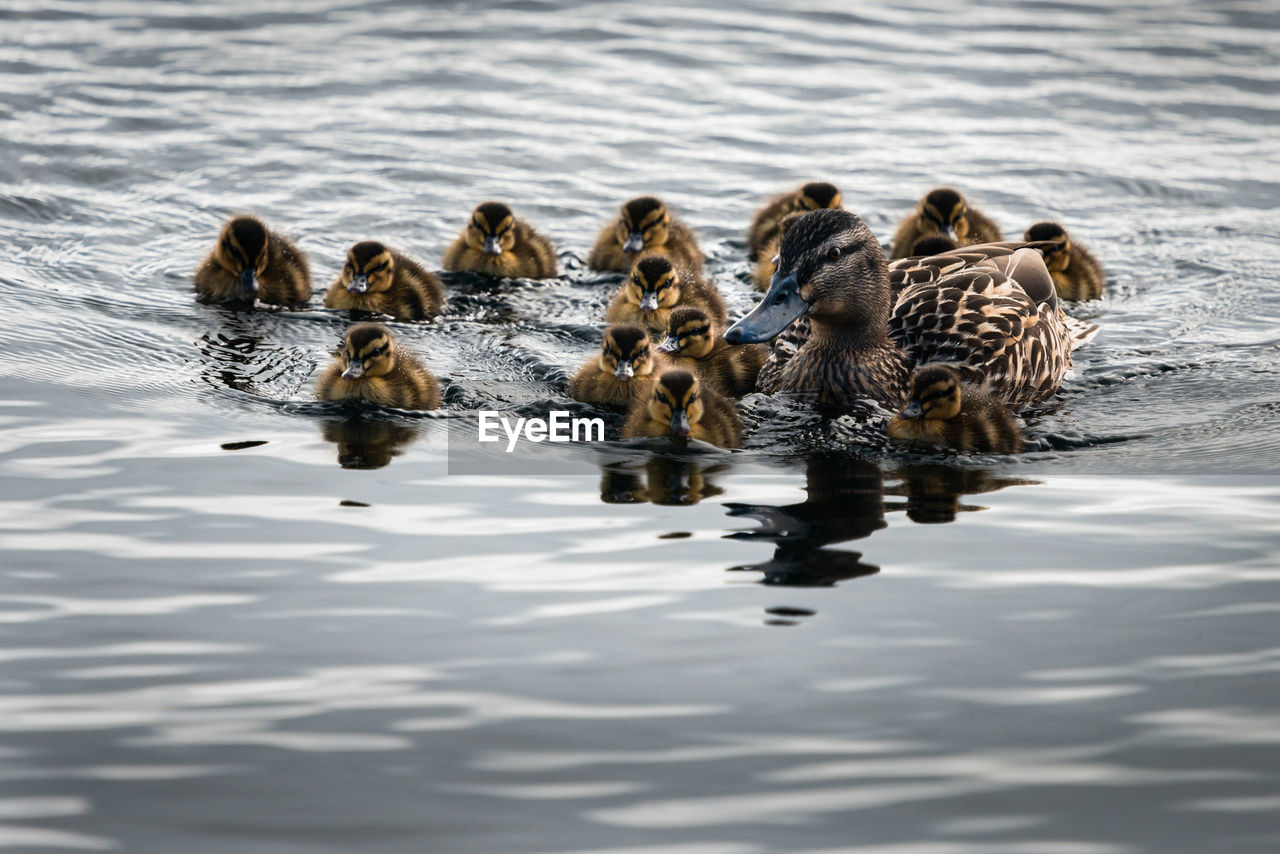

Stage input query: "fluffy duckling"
[
  {"left": 324, "top": 241, "right": 443, "bottom": 320},
  {"left": 656, "top": 306, "right": 765, "bottom": 397},
  {"left": 890, "top": 187, "right": 1003, "bottom": 260},
  {"left": 1024, "top": 221, "right": 1105, "bottom": 301},
  {"left": 604, "top": 256, "right": 727, "bottom": 334},
  {"left": 888, "top": 364, "right": 1023, "bottom": 453},
  {"left": 195, "top": 215, "right": 311, "bottom": 306},
  {"left": 623, "top": 369, "right": 743, "bottom": 449},
  {"left": 748, "top": 181, "right": 843, "bottom": 262},
  {"left": 588, "top": 196, "right": 704, "bottom": 274},
  {"left": 316, "top": 323, "right": 441, "bottom": 410},
  {"left": 442, "top": 201, "right": 558, "bottom": 279},
  {"left": 568, "top": 324, "right": 666, "bottom": 407},
  {"left": 908, "top": 234, "right": 959, "bottom": 256}
]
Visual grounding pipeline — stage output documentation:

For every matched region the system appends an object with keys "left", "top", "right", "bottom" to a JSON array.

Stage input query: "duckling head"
[
  {"left": 600, "top": 324, "right": 655, "bottom": 381},
  {"left": 342, "top": 241, "right": 396, "bottom": 295},
  {"left": 899, "top": 364, "right": 963, "bottom": 421},
  {"left": 625, "top": 256, "right": 681, "bottom": 316},
  {"left": 657, "top": 306, "right": 714, "bottom": 358},
  {"left": 726, "top": 208, "right": 888, "bottom": 344},
  {"left": 216, "top": 216, "right": 269, "bottom": 298},
  {"left": 649, "top": 369, "right": 703, "bottom": 438},
  {"left": 340, "top": 322, "right": 398, "bottom": 381},
  {"left": 616, "top": 196, "right": 670, "bottom": 255},
  {"left": 797, "top": 182, "right": 842, "bottom": 212},
  {"left": 919, "top": 187, "right": 969, "bottom": 240},
  {"left": 465, "top": 202, "right": 517, "bottom": 257},
  {"left": 1024, "top": 221, "right": 1072, "bottom": 272},
  {"left": 909, "top": 234, "right": 958, "bottom": 256}
]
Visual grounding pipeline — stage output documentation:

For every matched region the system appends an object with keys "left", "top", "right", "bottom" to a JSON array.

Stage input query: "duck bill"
[
  {"left": 341, "top": 361, "right": 365, "bottom": 381},
  {"left": 347, "top": 273, "right": 369, "bottom": 294},
  {"left": 656, "top": 336, "right": 680, "bottom": 354},
  {"left": 899, "top": 401, "right": 923, "bottom": 420},
  {"left": 669, "top": 410, "right": 691, "bottom": 437},
  {"left": 614, "top": 360, "right": 635, "bottom": 380},
  {"left": 640, "top": 292, "right": 659, "bottom": 313},
  {"left": 239, "top": 267, "right": 259, "bottom": 296},
  {"left": 623, "top": 232, "right": 645, "bottom": 254},
  {"left": 724, "top": 272, "right": 806, "bottom": 344},
  {"left": 482, "top": 235, "right": 502, "bottom": 256}
]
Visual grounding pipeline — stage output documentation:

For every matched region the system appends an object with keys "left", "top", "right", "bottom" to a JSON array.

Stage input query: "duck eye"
[{"left": 826, "top": 247, "right": 841, "bottom": 261}]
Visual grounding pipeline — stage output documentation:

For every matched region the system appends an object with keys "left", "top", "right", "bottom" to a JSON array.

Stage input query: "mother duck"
[{"left": 724, "top": 209, "right": 1095, "bottom": 409}]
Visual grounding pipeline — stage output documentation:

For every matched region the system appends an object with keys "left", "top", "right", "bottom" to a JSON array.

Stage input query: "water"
[{"left": 2, "top": 0, "right": 1279, "bottom": 851}]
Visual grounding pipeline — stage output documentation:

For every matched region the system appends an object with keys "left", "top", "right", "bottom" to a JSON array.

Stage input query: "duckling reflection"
[
  {"left": 321, "top": 417, "right": 421, "bottom": 469},
  {"left": 195, "top": 320, "right": 311, "bottom": 397},
  {"left": 598, "top": 457, "right": 727, "bottom": 506},
  {"left": 888, "top": 462, "right": 1040, "bottom": 524}
]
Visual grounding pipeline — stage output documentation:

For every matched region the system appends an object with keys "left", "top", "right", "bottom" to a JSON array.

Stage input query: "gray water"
[{"left": 2, "top": 1, "right": 1279, "bottom": 851}]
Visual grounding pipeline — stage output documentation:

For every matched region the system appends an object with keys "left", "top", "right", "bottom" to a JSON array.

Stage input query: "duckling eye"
[{"left": 370, "top": 262, "right": 389, "bottom": 273}]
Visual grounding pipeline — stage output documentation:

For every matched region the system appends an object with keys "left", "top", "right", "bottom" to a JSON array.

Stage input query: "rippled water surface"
[{"left": 2, "top": 1, "right": 1279, "bottom": 851}]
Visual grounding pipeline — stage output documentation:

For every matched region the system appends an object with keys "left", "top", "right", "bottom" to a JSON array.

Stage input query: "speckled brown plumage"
[{"left": 324, "top": 241, "right": 443, "bottom": 321}]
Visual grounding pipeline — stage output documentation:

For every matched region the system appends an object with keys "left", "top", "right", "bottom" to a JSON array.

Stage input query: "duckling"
[
  {"left": 623, "top": 369, "right": 743, "bottom": 449},
  {"left": 727, "top": 209, "right": 1092, "bottom": 409},
  {"left": 748, "top": 181, "right": 843, "bottom": 262},
  {"left": 315, "top": 323, "right": 441, "bottom": 410},
  {"left": 324, "top": 241, "right": 443, "bottom": 320},
  {"left": 890, "top": 187, "right": 1003, "bottom": 260},
  {"left": 194, "top": 214, "right": 311, "bottom": 306},
  {"left": 656, "top": 306, "right": 765, "bottom": 397},
  {"left": 908, "top": 234, "right": 959, "bottom": 257},
  {"left": 442, "top": 201, "right": 558, "bottom": 279},
  {"left": 568, "top": 324, "right": 666, "bottom": 407},
  {"left": 888, "top": 364, "right": 1023, "bottom": 453},
  {"left": 588, "top": 196, "right": 704, "bottom": 274},
  {"left": 605, "top": 256, "right": 727, "bottom": 335},
  {"left": 1024, "top": 221, "right": 1105, "bottom": 301}
]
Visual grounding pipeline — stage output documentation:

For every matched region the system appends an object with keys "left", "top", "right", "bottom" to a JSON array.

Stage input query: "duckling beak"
[
  {"left": 725, "top": 272, "right": 806, "bottom": 344},
  {"left": 482, "top": 235, "right": 502, "bottom": 256},
  {"left": 900, "top": 401, "right": 923, "bottom": 420},
  {"left": 239, "top": 267, "right": 259, "bottom": 296},
  {"left": 341, "top": 361, "right": 365, "bottom": 381},
  {"left": 347, "top": 273, "right": 369, "bottom": 294},
  {"left": 640, "top": 292, "right": 659, "bottom": 313},
  {"left": 614, "top": 360, "right": 635, "bottom": 380},
  {"left": 669, "top": 410, "right": 691, "bottom": 437},
  {"left": 623, "top": 232, "right": 645, "bottom": 254},
  {"left": 938, "top": 222, "right": 955, "bottom": 237},
  {"left": 656, "top": 335, "right": 680, "bottom": 354}
]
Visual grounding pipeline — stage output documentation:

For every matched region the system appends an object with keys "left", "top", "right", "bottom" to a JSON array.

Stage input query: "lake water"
[{"left": 2, "top": 1, "right": 1279, "bottom": 851}]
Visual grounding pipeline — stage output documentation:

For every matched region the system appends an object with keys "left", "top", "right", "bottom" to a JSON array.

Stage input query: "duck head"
[
  {"left": 340, "top": 323, "right": 398, "bottom": 381},
  {"left": 465, "top": 202, "right": 516, "bottom": 257},
  {"left": 616, "top": 196, "right": 670, "bottom": 256},
  {"left": 898, "top": 363, "right": 963, "bottom": 422},
  {"left": 1024, "top": 221, "right": 1072, "bottom": 272},
  {"left": 599, "top": 324, "right": 655, "bottom": 381},
  {"left": 796, "top": 181, "right": 842, "bottom": 212},
  {"left": 342, "top": 240, "right": 396, "bottom": 295},
  {"left": 919, "top": 187, "right": 970, "bottom": 240},
  {"left": 726, "top": 208, "right": 889, "bottom": 344},
  {"left": 216, "top": 216, "right": 269, "bottom": 298},
  {"left": 648, "top": 369, "right": 703, "bottom": 438},
  {"left": 657, "top": 306, "right": 714, "bottom": 358}
]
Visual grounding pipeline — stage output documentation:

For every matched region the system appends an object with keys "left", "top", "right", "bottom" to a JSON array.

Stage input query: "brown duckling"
[
  {"left": 888, "top": 364, "right": 1023, "bottom": 453},
  {"left": 1024, "top": 221, "right": 1105, "bottom": 301},
  {"left": 604, "top": 256, "right": 727, "bottom": 335},
  {"left": 656, "top": 306, "right": 764, "bottom": 397},
  {"left": 623, "top": 369, "right": 743, "bottom": 449},
  {"left": 748, "top": 181, "right": 843, "bottom": 262},
  {"left": 908, "top": 234, "right": 959, "bottom": 256},
  {"left": 568, "top": 324, "right": 666, "bottom": 407},
  {"left": 324, "top": 241, "right": 443, "bottom": 320},
  {"left": 890, "top": 187, "right": 1003, "bottom": 260},
  {"left": 194, "top": 214, "right": 311, "bottom": 306},
  {"left": 442, "top": 201, "right": 558, "bottom": 279},
  {"left": 588, "top": 196, "right": 704, "bottom": 274},
  {"left": 315, "top": 323, "right": 441, "bottom": 410}
]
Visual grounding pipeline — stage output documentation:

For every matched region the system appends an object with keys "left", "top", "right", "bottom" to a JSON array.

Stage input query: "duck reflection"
[
  {"left": 888, "top": 463, "right": 1041, "bottom": 524},
  {"left": 321, "top": 417, "right": 421, "bottom": 469},
  {"left": 599, "top": 456, "right": 728, "bottom": 506},
  {"left": 194, "top": 313, "right": 314, "bottom": 397}
]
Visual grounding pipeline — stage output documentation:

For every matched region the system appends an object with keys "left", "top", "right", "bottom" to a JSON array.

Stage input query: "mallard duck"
[
  {"left": 622, "top": 369, "right": 742, "bottom": 448},
  {"left": 908, "top": 234, "right": 958, "bottom": 257},
  {"left": 890, "top": 187, "right": 1003, "bottom": 260},
  {"left": 315, "top": 322, "right": 441, "bottom": 410},
  {"left": 195, "top": 215, "right": 311, "bottom": 306},
  {"left": 656, "top": 306, "right": 764, "bottom": 397},
  {"left": 604, "top": 256, "right": 726, "bottom": 334},
  {"left": 752, "top": 208, "right": 815, "bottom": 292},
  {"left": 1024, "top": 221, "right": 1105, "bottom": 301},
  {"left": 442, "top": 201, "right": 558, "bottom": 279},
  {"left": 588, "top": 196, "right": 704, "bottom": 274},
  {"left": 888, "top": 364, "right": 1023, "bottom": 453},
  {"left": 568, "top": 324, "right": 665, "bottom": 407},
  {"left": 725, "top": 209, "right": 1096, "bottom": 410},
  {"left": 324, "top": 241, "right": 443, "bottom": 320},
  {"left": 748, "top": 181, "right": 843, "bottom": 262}
]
